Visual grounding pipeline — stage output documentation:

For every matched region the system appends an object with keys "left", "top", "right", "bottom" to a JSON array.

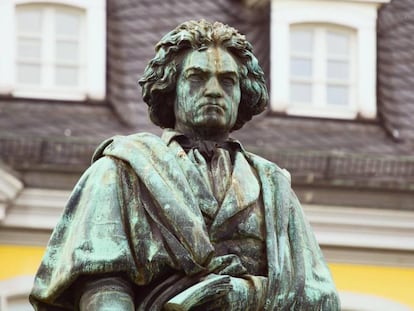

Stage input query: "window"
[
  {"left": 0, "top": 0, "right": 106, "bottom": 101},
  {"left": 15, "top": 5, "right": 85, "bottom": 96},
  {"left": 271, "top": 0, "right": 391, "bottom": 119},
  {"left": 289, "top": 24, "right": 356, "bottom": 116}
]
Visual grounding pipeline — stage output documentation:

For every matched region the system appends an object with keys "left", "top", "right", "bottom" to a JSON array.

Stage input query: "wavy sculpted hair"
[{"left": 139, "top": 20, "right": 268, "bottom": 131}]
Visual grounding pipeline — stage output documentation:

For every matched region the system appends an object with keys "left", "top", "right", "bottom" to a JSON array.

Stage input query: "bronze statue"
[{"left": 30, "top": 20, "right": 340, "bottom": 310}]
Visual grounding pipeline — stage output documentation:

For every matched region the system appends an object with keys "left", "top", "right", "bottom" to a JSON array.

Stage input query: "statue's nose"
[{"left": 204, "top": 77, "right": 223, "bottom": 98}]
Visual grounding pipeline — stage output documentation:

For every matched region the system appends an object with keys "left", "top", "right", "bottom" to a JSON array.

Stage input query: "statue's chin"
[
  {"left": 191, "top": 125, "right": 232, "bottom": 141},
  {"left": 175, "top": 114, "right": 235, "bottom": 141}
]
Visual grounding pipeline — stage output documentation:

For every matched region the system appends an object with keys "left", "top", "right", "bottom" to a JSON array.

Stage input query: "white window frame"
[
  {"left": 271, "top": 0, "right": 391, "bottom": 119},
  {"left": 0, "top": 275, "right": 34, "bottom": 311},
  {"left": 0, "top": 0, "right": 106, "bottom": 101},
  {"left": 339, "top": 291, "right": 412, "bottom": 311},
  {"left": 15, "top": 5, "right": 86, "bottom": 97},
  {"left": 289, "top": 24, "right": 357, "bottom": 116}
]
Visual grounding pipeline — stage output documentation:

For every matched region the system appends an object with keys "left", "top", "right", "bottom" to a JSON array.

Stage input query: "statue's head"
[{"left": 139, "top": 20, "right": 268, "bottom": 137}]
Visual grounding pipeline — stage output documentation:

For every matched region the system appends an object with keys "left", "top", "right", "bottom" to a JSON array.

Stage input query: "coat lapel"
[
  {"left": 101, "top": 132, "right": 215, "bottom": 271},
  {"left": 166, "top": 138, "right": 219, "bottom": 219},
  {"left": 210, "top": 151, "right": 260, "bottom": 233},
  {"left": 161, "top": 129, "right": 260, "bottom": 231}
]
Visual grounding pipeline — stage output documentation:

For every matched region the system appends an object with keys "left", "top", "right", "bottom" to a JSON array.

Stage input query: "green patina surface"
[{"left": 30, "top": 20, "right": 340, "bottom": 310}]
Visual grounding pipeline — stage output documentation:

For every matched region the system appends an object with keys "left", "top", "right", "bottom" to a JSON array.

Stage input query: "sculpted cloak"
[{"left": 30, "top": 130, "right": 340, "bottom": 310}]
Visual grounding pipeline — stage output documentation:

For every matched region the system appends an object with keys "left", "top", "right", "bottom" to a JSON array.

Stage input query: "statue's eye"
[
  {"left": 187, "top": 73, "right": 204, "bottom": 82},
  {"left": 221, "top": 76, "right": 236, "bottom": 86}
]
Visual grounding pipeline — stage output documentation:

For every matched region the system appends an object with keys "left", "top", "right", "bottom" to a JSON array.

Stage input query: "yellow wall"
[
  {"left": 0, "top": 245, "right": 45, "bottom": 280},
  {"left": 1, "top": 245, "right": 414, "bottom": 309},
  {"left": 330, "top": 263, "right": 414, "bottom": 309}
]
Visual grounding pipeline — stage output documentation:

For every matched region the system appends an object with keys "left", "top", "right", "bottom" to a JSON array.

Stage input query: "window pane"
[
  {"left": 17, "top": 64, "right": 41, "bottom": 84},
  {"left": 327, "top": 85, "right": 349, "bottom": 106},
  {"left": 55, "top": 66, "right": 78, "bottom": 86},
  {"left": 327, "top": 60, "right": 349, "bottom": 80},
  {"left": 291, "top": 29, "right": 313, "bottom": 54},
  {"left": 17, "top": 38, "right": 41, "bottom": 59},
  {"left": 17, "top": 9, "right": 42, "bottom": 33},
  {"left": 291, "top": 82, "right": 312, "bottom": 103},
  {"left": 56, "top": 41, "right": 79, "bottom": 62},
  {"left": 291, "top": 58, "right": 312, "bottom": 78},
  {"left": 327, "top": 31, "right": 349, "bottom": 57},
  {"left": 56, "top": 11, "right": 80, "bottom": 36}
]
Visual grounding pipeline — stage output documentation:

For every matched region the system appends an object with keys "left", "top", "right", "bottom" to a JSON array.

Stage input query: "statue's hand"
[
  {"left": 163, "top": 274, "right": 232, "bottom": 311},
  {"left": 206, "top": 254, "right": 247, "bottom": 276},
  {"left": 191, "top": 275, "right": 267, "bottom": 311},
  {"left": 164, "top": 274, "right": 267, "bottom": 311}
]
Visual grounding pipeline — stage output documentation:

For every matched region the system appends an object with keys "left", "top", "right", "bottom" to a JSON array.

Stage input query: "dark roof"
[
  {"left": 106, "top": 0, "right": 271, "bottom": 125},
  {"left": 378, "top": 0, "right": 414, "bottom": 142},
  {"left": 1, "top": 99, "right": 413, "bottom": 190},
  {"left": 1, "top": 0, "right": 414, "bottom": 192},
  {"left": 234, "top": 115, "right": 414, "bottom": 190}
]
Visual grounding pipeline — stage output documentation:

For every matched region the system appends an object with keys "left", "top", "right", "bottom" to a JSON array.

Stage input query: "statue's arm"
[
  {"left": 79, "top": 277, "right": 135, "bottom": 311},
  {"left": 165, "top": 254, "right": 268, "bottom": 311},
  {"left": 287, "top": 189, "right": 341, "bottom": 310}
]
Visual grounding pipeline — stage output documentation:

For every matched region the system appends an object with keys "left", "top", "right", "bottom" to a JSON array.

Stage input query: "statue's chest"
[{"left": 208, "top": 200, "right": 267, "bottom": 276}]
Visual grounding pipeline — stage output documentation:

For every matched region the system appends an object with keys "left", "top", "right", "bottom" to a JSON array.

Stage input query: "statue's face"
[{"left": 174, "top": 46, "right": 241, "bottom": 139}]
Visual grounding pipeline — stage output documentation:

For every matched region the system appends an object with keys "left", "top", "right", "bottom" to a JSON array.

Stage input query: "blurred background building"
[{"left": 0, "top": 0, "right": 413, "bottom": 310}]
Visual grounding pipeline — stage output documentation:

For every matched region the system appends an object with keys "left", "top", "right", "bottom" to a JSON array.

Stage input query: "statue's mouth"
[{"left": 200, "top": 101, "right": 225, "bottom": 109}]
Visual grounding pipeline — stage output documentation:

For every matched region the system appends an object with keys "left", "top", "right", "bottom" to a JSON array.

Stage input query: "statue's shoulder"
[
  {"left": 244, "top": 151, "right": 291, "bottom": 184},
  {"left": 92, "top": 132, "right": 164, "bottom": 163}
]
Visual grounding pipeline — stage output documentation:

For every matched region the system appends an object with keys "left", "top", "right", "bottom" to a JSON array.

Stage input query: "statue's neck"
[{"left": 174, "top": 125, "right": 229, "bottom": 142}]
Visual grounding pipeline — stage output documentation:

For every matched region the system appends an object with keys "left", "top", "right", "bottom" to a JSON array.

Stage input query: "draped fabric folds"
[{"left": 30, "top": 130, "right": 340, "bottom": 310}]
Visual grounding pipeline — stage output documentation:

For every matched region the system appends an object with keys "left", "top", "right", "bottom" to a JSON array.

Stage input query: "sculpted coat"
[{"left": 30, "top": 130, "right": 339, "bottom": 310}]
